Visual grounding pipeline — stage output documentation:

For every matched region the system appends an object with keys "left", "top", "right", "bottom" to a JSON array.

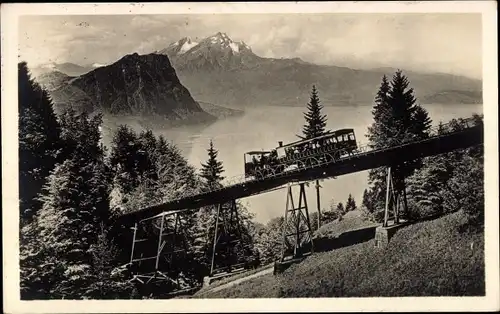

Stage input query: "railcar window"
[
  {"left": 343, "top": 134, "right": 349, "bottom": 141},
  {"left": 348, "top": 133, "right": 355, "bottom": 141},
  {"left": 337, "top": 136, "right": 343, "bottom": 142}
]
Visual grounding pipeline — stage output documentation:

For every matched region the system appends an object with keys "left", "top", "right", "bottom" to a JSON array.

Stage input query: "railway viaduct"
[{"left": 115, "top": 117, "right": 483, "bottom": 289}]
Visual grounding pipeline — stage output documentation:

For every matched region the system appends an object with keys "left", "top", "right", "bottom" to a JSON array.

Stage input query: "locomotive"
[{"left": 244, "top": 128, "right": 358, "bottom": 178}]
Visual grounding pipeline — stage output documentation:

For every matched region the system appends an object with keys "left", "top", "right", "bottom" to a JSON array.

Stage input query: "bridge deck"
[{"left": 117, "top": 123, "right": 483, "bottom": 225}]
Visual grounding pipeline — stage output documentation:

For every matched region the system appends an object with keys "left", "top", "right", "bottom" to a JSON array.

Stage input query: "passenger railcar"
[{"left": 244, "top": 128, "right": 358, "bottom": 178}]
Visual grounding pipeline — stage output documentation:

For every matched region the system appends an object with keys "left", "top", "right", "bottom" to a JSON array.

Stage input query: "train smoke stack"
[{"left": 278, "top": 141, "right": 283, "bottom": 147}]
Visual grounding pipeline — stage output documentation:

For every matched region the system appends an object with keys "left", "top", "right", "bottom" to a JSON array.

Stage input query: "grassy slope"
[{"left": 197, "top": 211, "right": 484, "bottom": 298}]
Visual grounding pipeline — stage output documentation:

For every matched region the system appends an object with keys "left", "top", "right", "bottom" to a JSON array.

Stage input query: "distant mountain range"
[
  {"left": 30, "top": 62, "right": 102, "bottom": 77},
  {"left": 153, "top": 32, "right": 482, "bottom": 107},
  {"left": 33, "top": 31, "right": 483, "bottom": 120}
]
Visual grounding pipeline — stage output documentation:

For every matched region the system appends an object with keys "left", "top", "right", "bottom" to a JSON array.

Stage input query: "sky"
[{"left": 19, "top": 13, "right": 482, "bottom": 79}]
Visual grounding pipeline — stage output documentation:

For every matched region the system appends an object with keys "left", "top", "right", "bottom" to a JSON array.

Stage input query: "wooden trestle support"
[
  {"left": 280, "top": 182, "right": 314, "bottom": 262},
  {"left": 128, "top": 209, "right": 189, "bottom": 290},
  {"left": 382, "top": 166, "right": 408, "bottom": 227}
]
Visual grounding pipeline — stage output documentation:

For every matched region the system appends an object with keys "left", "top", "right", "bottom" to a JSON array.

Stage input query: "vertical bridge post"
[
  {"left": 280, "top": 182, "right": 314, "bottom": 262},
  {"left": 382, "top": 166, "right": 407, "bottom": 227},
  {"left": 316, "top": 179, "right": 322, "bottom": 230}
]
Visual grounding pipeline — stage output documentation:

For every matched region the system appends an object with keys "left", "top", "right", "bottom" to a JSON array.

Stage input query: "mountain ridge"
[{"left": 155, "top": 32, "right": 482, "bottom": 107}]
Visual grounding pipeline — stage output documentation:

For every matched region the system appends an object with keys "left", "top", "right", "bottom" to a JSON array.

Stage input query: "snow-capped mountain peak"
[
  {"left": 179, "top": 38, "right": 198, "bottom": 54},
  {"left": 157, "top": 32, "right": 259, "bottom": 72},
  {"left": 228, "top": 42, "right": 239, "bottom": 53},
  {"left": 208, "top": 32, "right": 235, "bottom": 48},
  {"left": 161, "top": 37, "right": 199, "bottom": 56}
]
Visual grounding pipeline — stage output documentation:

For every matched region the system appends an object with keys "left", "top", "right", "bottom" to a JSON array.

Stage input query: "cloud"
[{"left": 18, "top": 13, "right": 482, "bottom": 78}]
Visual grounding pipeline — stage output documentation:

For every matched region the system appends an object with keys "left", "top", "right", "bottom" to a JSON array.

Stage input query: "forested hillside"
[
  {"left": 19, "top": 61, "right": 484, "bottom": 299},
  {"left": 18, "top": 62, "right": 258, "bottom": 299}
]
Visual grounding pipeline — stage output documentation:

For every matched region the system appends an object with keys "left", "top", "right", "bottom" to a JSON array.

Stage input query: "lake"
[{"left": 167, "top": 103, "right": 483, "bottom": 224}]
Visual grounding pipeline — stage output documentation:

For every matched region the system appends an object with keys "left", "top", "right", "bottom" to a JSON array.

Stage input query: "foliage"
[
  {"left": 405, "top": 115, "right": 484, "bottom": 224},
  {"left": 322, "top": 199, "right": 340, "bottom": 224},
  {"left": 19, "top": 84, "right": 120, "bottom": 299},
  {"left": 336, "top": 202, "right": 346, "bottom": 221},
  {"left": 301, "top": 85, "right": 328, "bottom": 140},
  {"left": 23, "top": 156, "right": 111, "bottom": 299},
  {"left": 18, "top": 61, "right": 62, "bottom": 223},
  {"left": 441, "top": 150, "right": 484, "bottom": 228},
  {"left": 200, "top": 139, "right": 225, "bottom": 190},
  {"left": 365, "top": 71, "right": 432, "bottom": 221},
  {"left": 345, "top": 194, "right": 357, "bottom": 212},
  {"left": 85, "top": 224, "right": 135, "bottom": 299},
  {"left": 360, "top": 189, "right": 377, "bottom": 220},
  {"left": 252, "top": 216, "right": 285, "bottom": 265}
]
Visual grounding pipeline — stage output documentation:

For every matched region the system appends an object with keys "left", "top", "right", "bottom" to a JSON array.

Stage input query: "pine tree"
[
  {"left": 302, "top": 85, "right": 328, "bottom": 140},
  {"left": 365, "top": 70, "right": 432, "bottom": 220},
  {"left": 301, "top": 85, "right": 328, "bottom": 227},
  {"left": 18, "top": 61, "right": 62, "bottom": 223},
  {"left": 200, "top": 139, "right": 225, "bottom": 190},
  {"left": 345, "top": 194, "right": 357, "bottom": 212}
]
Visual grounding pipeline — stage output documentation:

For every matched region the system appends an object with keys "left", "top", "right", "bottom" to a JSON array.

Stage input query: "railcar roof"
[
  {"left": 245, "top": 150, "right": 272, "bottom": 155},
  {"left": 276, "top": 128, "right": 355, "bottom": 149}
]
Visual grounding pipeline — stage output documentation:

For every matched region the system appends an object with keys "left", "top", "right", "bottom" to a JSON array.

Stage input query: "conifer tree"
[
  {"left": 300, "top": 85, "right": 328, "bottom": 227},
  {"left": 302, "top": 85, "right": 328, "bottom": 140},
  {"left": 33, "top": 158, "right": 111, "bottom": 298},
  {"left": 200, "top": 139, "right": 225, "bottom": 189},
  {"left": 365, "top": 70, "right": 432, "bottom": 220},
  {"left": 19, "top": 108, "right": 119, "bottom": 299},
  {"left": 345, "top": 194, "right": 357, "bottom": 212},
  {"left": 361, "top": 188, "right": 376, "bottom": 216},
  {"left": 336, "top": 202, "right": 345, "bottom": 219},
  {"left": 18, "top": 62, "right": 62, "bottom": 223}
]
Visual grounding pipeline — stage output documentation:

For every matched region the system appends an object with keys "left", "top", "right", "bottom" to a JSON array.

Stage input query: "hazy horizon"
[{"left": 19, "top": 13, "right": 482, "bottom": 80}]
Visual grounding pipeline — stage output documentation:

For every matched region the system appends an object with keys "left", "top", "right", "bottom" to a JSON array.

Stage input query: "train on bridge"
[{"left": 244, "top": 128, "right": 358, "bottom": 178}]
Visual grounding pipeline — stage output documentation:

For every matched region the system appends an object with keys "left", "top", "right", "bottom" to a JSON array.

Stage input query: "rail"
[{"left": 119, "top": 116, "right": 482, "bottom": 219}]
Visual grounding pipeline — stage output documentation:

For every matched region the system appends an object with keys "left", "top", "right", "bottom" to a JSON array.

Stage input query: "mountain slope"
[
  {"left": 35, "top": 70, "right": 72, "bottom": 92},
  {"left": 196, "top": 211, "right": 484, "bottom": 298},
  {"left": 158, "top": 33, "right": 482, "bottom": 107},
  {"left": 69, "top": 53, "right": 204, "bottom": 117},
  {"left": 46, "top": 53, "right": 214, "bottom": 122}
]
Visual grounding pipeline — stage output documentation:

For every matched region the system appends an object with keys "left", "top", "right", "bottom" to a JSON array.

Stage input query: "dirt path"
[{"left": 198, "top": 267, "right": 274, "bottom": 295}]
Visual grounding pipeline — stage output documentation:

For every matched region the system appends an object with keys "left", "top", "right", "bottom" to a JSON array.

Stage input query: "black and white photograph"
[{"left": 2, "top": 1, "right": 499, "bottom": 313}]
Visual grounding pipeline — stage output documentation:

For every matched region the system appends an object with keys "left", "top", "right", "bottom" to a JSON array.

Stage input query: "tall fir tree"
[
  {"left": 21, "top": 111, "right": 113, "bottom": 299},
  {"left": 18, "top": 62, "right": 62, "bottom": 223},
  {"left": 200, "top": 139, "right": 225, "bottom": 189},
  {"left": 301, "top": 85, "right": 328, "bottom": 140},
  {"left": 301, "top": 85, "right": 328, "bottom": 228},
  {"left": 365, "top": 70, "right": 432, "bottom": 221}
]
